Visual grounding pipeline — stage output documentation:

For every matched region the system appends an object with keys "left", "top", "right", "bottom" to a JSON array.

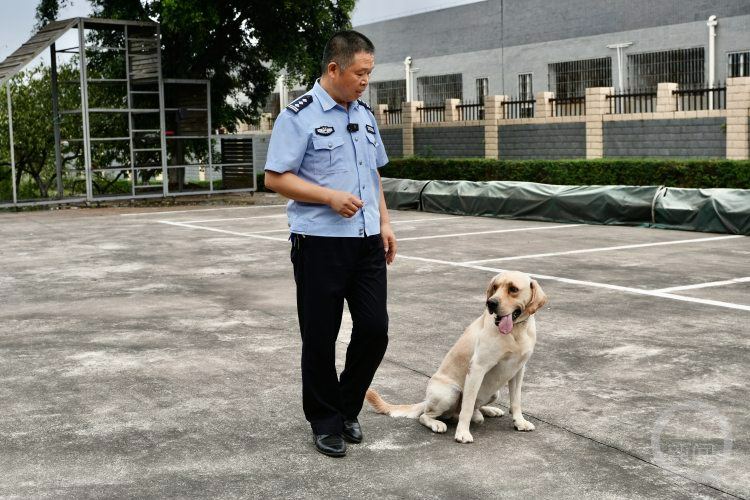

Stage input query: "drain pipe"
[
  {"left": 404, "top": 56, "right": 412, "bottom": 102},
  {"left": 707, "top": 15, "right": 718, "bottom": 110},
  {"left": 606, "top": 42, "right": 633, "bottom": 92},
  {"left": 278, "top": 74, "right": 287, "bottom": 109}
]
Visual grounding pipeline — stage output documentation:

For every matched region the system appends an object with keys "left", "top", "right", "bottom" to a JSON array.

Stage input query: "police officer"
[{"left": 264, "top": 30, "right": 396, "bottom": 458}]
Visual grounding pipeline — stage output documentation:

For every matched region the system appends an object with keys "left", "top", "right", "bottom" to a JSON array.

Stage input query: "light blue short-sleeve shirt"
[{"left": 264, "top": 81, "right": 389, "bottom": 237}]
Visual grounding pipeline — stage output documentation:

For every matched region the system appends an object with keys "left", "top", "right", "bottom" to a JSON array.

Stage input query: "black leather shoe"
[
  {"left": 313, "top": 433, "right": 346, "bottom": 457},
  {"left": 342, "top": 419, "right": 363, "bottom": 443}
]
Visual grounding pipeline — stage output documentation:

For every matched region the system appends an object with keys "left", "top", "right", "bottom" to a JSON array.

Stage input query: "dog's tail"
[{"left": 365, "top": 389, "right": 425, "bottom": 419}]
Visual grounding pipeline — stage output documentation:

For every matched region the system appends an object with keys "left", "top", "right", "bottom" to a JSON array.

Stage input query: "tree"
[
  {"left": 0, "top": 64, "right": 132, "bottom": 201},
  {"left": 36, "top": 0, "right": 355, "bottom": 130},
  {"left": 1, "top": 66, "right": 81, "bottom": 199}
]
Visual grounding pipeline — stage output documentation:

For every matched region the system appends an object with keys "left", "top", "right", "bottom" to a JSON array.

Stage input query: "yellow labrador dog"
[{"left": 366, "top": 271, "right": 547, "bottom": 443}]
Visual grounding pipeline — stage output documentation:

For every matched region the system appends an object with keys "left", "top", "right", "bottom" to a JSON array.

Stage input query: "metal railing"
[
  {"left": 607, "top": 90, "right": 657, "bottom": 114},
  {"left": 383, "top": 108, "right": 402, "bottom": 125},
  {"left": 673, "top": 84, "right": 726, "bottom": 111},
  {"left": 417, "top": 103, "right": 445, "bottom": 123},
  {"left": 502, "top": 98, "right": 535, "bottom": 119},
  {"left": 456, "top": 100, "right": 484, "bottom": 120},
  {"left": 549, "top": 96, "right": 585, "bottom": 116}
]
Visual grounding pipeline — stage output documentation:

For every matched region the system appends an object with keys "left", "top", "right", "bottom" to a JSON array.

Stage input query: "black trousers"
[{"left": 290, "top": 234, "right": 389, "bottom": 435}]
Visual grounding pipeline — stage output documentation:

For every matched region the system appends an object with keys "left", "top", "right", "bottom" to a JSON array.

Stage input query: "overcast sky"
[{"left": 0, "top": 0, "right": 483, "bottom": 60}]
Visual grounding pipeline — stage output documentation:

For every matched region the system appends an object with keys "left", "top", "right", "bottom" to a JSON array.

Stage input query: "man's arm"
[
  {"left": 377, "top": 172, "right": 397, "bottom": 264},
  {"left": 264, "top": 170, "right": 364, "bottom": 219}
]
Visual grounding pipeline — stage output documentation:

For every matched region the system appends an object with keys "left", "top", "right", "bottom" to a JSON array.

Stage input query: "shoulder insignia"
[
  {"left": 286, "top": 95, "right": 313, "bottom": 114},
  {"left": 357, "top": 99, "right": 372, "bottom": 112},
  {"left": 315, "top": 126, "right": 335, "bottom": 136},
  {"left": 366, "top": 124, "right": 375, "bottom": 134}
]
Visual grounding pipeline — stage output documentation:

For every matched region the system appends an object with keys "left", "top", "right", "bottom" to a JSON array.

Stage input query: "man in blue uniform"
[{"left": 264, "top": 30, "right": 396, "bottom": 458}]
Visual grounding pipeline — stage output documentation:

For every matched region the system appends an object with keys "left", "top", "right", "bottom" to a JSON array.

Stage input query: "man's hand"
[
  {"left": 380, "top": 222, "right": 397, "bottom": 265},
  {"left": 329, "top": 192, "right": 364, "bottom": 218}
]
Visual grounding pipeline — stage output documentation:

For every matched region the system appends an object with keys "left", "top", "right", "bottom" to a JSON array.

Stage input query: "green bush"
[{"left": 379, "top": 158, "right": 750, "bottom": 189}]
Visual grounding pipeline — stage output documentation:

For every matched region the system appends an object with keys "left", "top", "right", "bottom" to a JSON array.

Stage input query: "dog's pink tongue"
[{"left": 498, "top": 314, "right": 513, "bottom": 334}]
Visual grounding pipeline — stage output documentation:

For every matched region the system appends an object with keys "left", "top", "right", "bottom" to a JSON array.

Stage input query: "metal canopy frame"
[{"left": 1, "top": 17, "right": 255, "bottom": 208}]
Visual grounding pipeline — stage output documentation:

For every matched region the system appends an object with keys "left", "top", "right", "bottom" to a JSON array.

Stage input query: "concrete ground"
[{"left": 0, "top": 199, "right": 748, "bottom": 499}]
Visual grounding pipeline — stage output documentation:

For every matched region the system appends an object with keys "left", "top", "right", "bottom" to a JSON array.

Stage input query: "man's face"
[{"left": 330, "top": 51, "right": 374, "bottom": 104}]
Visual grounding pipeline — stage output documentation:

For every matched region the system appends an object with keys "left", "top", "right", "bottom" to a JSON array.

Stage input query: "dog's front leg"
[
  {"left": 454, "top": 361, "right": 488, "bottom": 443},
  {"left": 509, "top": 365, "right": 535, "bottom": 431}
]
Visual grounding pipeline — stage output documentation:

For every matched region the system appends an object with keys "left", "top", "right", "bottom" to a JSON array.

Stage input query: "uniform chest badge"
[
  {"left": 315, "top": 126, "right": 335, "bottom": 136},
  {"left": 366, "top": 124, "right": 375, "bottom": 134}
]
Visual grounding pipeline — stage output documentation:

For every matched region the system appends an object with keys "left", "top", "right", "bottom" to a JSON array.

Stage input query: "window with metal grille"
[
  {"left": 518, "top": 73, "right": 533, "bottom": 100},
  {"left": 548, "top": 57, "right": 611, "bottom": 98},
  {"left": 264, "top": 92, "right": 280, "bottom": 116},
  {"left": 416, "top": 73, "right": 462, "bottom": 105},
  {"left": 475, "top": 77, "right": 488, "bottom": 102},
  {"left": 729, "top": 51, "right": 750, "bottom": 78},
  {"left": 627, "top": 47, "right": 705, "bottom": 91},
  {"left": 368, "top": 79, "right": 406, "bottom": 108}
]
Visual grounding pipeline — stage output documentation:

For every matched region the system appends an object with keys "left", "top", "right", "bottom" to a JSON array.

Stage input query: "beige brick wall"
[
  {"left": 535, "top": 91, "right": 555, "bottom": 119},
  {"left": 586, "top": 121, "right": 604, "bottom": 159},
  {"left": 726, "top": 78, "right": 750, "bottom": 160},
  {"left": 381, "top": 79, "right": 750, "bottom": 160},
  {"left": 444, "top": 98, "right": 460, "bottom": 122},
  {"left": 656, "top": 83, "right": 679, "bottom": 113}
]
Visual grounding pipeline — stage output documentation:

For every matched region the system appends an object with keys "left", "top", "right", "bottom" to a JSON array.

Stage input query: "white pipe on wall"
[
  {"left": 404, "top": 56, "right": 412, "bottom": 102},
  {"left": 707, "top": 15, "right": 718, "bottom": 110}
]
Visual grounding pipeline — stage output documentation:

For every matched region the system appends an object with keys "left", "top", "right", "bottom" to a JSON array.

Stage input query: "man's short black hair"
[{"left": 321, "top": 30, "right": 375, "bottom": 74}]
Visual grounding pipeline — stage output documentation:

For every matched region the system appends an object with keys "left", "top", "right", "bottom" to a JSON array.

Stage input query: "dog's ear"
[
  {"left": 525, "top": 279, "right": 547, "bottom": 315},
  {"left": 486, "top": 276, "right": 498, "bottom": 299}
]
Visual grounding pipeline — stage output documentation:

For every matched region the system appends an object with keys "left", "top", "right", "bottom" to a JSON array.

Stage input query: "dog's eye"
[{"left": 509, "top": 286, "right": 519, "bottom": 293}]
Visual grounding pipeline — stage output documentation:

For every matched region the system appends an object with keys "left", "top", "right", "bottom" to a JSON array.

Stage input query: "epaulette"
[
  {"left": 357, "top": 99, "right": 372, "bottom": 112},
  {"left": 286, "top": 95, "right": 313, "bottom": 114}
]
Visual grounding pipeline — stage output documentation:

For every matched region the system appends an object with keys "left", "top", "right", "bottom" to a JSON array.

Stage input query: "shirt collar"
[{"left": 313, "top": 79, "right": 358, "bottom": 112}]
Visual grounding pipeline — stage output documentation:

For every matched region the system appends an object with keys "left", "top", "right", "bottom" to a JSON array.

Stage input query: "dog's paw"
[
  {"left": 471, "top": 409, "right": 485, "bottom": 424},
  {"left": 454, "top": 428, "right": 474, "bottom": 444},
  {"left": 420, "top": 415, "right": 448, "bottom": 433},
  {"left": 513, "top": 418, "right": 535, "bottom": 432},
  {"left": 480, "top": 406, "right": 504, "bottom": 418},
  {"left": 431, "top": 420, "right": 448, "bottom": 433}
]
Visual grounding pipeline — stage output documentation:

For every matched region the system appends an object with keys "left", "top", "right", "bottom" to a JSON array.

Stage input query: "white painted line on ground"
[
  {"left": 391, "top": 216, "right": 465, "bottom": 225},
  {"left": 398, "top": 224, "right": 583, "bottom": 242},
  {"left": 120, "top": 205, "right": 286, "bottom": 217},
  {"left": 181, "top": 214, "right": 288, "bottom": 224},
  {"left": 157, "top": 220, "right": 288, "bottom": 241},
  {"left": 156, "top": 214, "right": 749, "bottom": 312},
  {"left": 175, "top": 214, "right": 462, "bottom": 225},
  {"left": 462, "top": 235, "right": 745, "bottom": 264},
  {"left": 397, "top": 254, "right": 750, "bottom": 312},
  {"left": 653, "top": 276, "right": 750, "bottom": 293}
]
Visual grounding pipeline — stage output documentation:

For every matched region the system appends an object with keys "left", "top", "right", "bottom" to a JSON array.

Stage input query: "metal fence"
[
  {"left": 673, "top": 84, "right": 726, "bottom": 111},
  {"left": 417, "top": 104, "right": 445, "bottom": 123},
  {"left": 608, "top": 90, "right": 657, "bottom": 114},
  {"left": 502, "top": 98, "right": 535, "bottom": 119},
  {"left": 456, "top": 100, "right": 484, "bottom": 120},
  {"left": 384, "top": 108, "right": 402, "bottom": 125},
  {"left": 549, "top": 96, "right": 585, "bottom": 117}
]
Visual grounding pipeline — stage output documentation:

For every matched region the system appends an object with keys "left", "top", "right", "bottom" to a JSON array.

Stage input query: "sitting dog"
[{"left": 366, "top": 271, "right": 547, "bottom": 443}]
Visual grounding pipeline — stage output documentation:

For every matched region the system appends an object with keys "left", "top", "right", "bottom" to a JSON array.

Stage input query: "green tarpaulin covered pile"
[{"left": 382, "top": 178, "right": 750, "bottom": 235}]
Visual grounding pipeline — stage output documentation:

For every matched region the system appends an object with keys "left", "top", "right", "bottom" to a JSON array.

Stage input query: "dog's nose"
[{"left": 486, "top": 297, "right": 499, "bottom": 313}]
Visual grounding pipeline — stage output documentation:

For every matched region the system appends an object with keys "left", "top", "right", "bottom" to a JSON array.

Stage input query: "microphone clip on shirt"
[{"left": 347, "top": 123, "right": 359, "bottom": 133}]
